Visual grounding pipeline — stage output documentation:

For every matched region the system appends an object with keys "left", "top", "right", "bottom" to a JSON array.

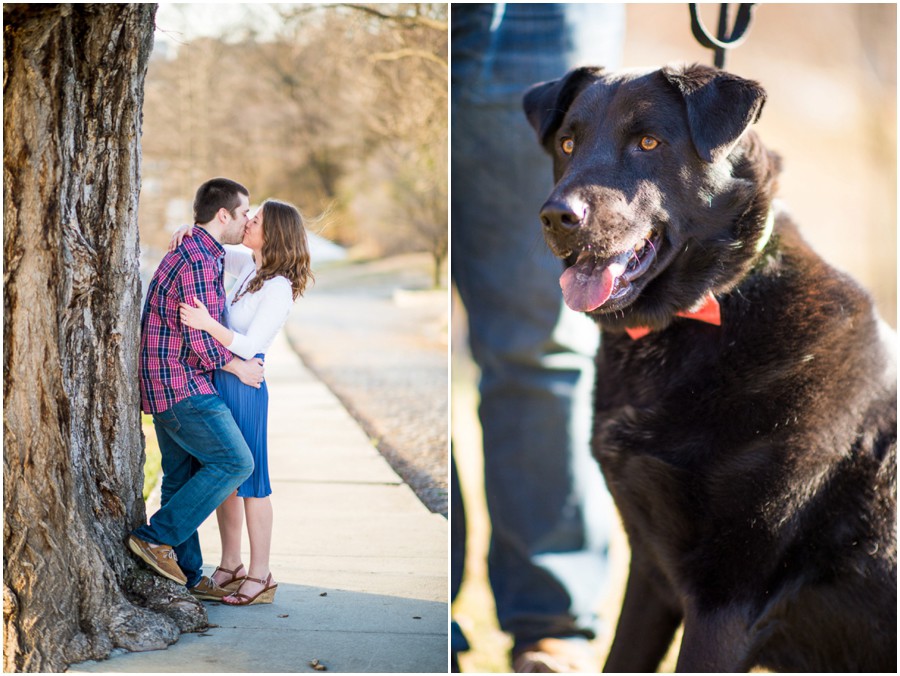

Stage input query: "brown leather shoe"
[
  {"left": 512, "top": 638, "right": 600, "bottom": 673},
  {"left": 189, "top": 575, "right": 230, "bottom": 601},
  {"left": 127, "top": 534, "right": 188, "bottom": 585}
]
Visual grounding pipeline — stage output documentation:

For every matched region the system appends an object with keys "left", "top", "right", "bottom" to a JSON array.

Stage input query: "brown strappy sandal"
[
  {"left": 212, "top": 563, "right": 247, "bottom": 592},
  {"left": 222, "top": 572, "right": 278, "bottom": 606}
]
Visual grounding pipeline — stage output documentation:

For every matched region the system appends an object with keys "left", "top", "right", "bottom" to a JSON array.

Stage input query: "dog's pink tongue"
[{"left": 560, "top": 253, "right": 626, "bottom": 312}]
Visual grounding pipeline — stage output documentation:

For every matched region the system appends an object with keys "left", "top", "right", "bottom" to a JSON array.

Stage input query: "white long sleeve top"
[{"left": 222, "top": 247, "right": 293, "bottom": 360}]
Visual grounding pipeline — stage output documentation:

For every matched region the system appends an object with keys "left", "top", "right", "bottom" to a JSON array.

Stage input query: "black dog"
[{"left": 523, "top": 64, "right": 897, "bottom": 672}]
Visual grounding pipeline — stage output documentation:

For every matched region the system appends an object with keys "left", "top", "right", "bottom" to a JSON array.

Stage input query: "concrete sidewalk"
[{"left": 69, "top": 331, "right": 448, "bottom": 673}]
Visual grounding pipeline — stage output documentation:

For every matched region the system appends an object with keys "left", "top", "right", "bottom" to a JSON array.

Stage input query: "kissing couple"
[{"left": 127, "top": 178, "right": 314, "bottom": 605}]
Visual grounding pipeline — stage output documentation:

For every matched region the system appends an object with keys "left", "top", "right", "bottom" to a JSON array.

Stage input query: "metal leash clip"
[{"left": 689, "top": 3, "right": 757, "bottom": 68}]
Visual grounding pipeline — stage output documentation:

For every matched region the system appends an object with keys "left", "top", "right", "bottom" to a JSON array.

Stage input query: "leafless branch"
[
  {"left": 368, "top": 48, "right": 447, "bottom": 68},
  {"left": 338, "top": 3, "right": 447, "bottom": 31}
]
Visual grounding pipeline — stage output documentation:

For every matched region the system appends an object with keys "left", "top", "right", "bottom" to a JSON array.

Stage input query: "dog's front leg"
[
  {"left": 674, "top": 604, "right": 752, "bottom": 672},
  {"left": 603, "top": 556, "right": 681, "bottom": 672}
]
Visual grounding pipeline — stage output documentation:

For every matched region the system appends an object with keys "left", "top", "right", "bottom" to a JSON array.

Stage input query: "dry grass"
[{"left": 141, "top": 414, "right": 162, "bottom": 501}]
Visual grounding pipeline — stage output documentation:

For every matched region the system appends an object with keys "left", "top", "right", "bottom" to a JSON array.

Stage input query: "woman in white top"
[{"left": 174, "top": 198, "right": 313, "bottom": 605}]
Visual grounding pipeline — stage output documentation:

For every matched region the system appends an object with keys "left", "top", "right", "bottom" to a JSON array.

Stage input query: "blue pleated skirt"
[{"left": 214, "top": 353, "right": 271, "bottom": 498}]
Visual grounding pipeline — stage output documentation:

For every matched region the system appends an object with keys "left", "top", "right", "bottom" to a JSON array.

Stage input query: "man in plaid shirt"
[{"left": 128, "top": 178, "right": 261, "bottom": 598}]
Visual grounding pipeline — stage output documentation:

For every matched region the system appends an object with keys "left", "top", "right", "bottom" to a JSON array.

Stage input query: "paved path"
[
  {"left": 68, "top": 331, "right": 448, "bottom": 673},
  {"left": 284, "top": 254, "right": 448, "bottom": 516}
]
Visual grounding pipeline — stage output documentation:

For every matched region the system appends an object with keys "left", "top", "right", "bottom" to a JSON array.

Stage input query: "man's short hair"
[{"left": 193, "top": 178, "right": 249, "bottom": 224}]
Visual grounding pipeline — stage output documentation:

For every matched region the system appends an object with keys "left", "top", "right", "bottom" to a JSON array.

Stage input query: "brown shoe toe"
[
  {"left": 127, "top": 534, "right": 188, "bottom": 585},
  {"left": 190, "top": 575, "right": 230, "bottom": 601}
]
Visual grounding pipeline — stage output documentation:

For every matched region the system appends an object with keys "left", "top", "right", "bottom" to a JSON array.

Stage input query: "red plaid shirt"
[{"left": 140, "top": 227, "right": 234, "bottom": 413}]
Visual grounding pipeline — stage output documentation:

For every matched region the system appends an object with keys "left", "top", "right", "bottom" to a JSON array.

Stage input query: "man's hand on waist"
[{"left": 221, "top": 357, "right": 264, "bottom": 389}]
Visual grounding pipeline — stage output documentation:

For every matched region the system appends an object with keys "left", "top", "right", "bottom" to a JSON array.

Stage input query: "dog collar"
[
  {"left": 625, "top": 292, "right": 721, "bottom": 340},
  {"left": 624, "top": 208, "right": 774, "bottom": 340}
]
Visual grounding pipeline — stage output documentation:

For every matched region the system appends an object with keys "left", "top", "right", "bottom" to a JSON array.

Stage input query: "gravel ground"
[{"left": 282, "top": 253, "right": 449, "bottom": 517}]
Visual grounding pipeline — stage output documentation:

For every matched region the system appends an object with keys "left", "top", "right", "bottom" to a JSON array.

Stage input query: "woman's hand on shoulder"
[
  {"left": 179, "top": 297, "right": 213, "bottom": 331},
  {"left": 168, "top": 224, "right": 195, "bottom": 252}
]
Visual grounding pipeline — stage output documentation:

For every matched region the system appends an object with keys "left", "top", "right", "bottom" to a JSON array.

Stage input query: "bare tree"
[
  {"left": 4, "top": 5, "right": 205, "bottom": 672},
  {"left": 249, "top": 2, "right": 449, "bottom": 262},
  {"left": 140, "top": 34, "right": 270, "bottom": 250},
  {"left": 137, "top": 3, "right": 448, "bottom": 280},
  {"left": 323, "top": 2, "right": 449, "bottom": 282}
]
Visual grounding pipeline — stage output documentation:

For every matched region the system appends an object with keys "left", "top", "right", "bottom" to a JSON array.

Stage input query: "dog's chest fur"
[{"left": 591, "top": 221, "right": 896, "bottom": 615}]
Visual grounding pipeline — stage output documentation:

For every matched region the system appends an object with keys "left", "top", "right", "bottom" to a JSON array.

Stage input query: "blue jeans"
[
  {"left": 451, "top": 3, "right": 624, "bottom": 652},
  {"left": 133, "top": 394, "right": 254, "bottom": 588}
]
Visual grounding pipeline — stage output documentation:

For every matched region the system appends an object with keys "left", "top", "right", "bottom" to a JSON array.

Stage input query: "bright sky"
[{"left": 154, "top": 3, "right": 293, "bottom": 46}]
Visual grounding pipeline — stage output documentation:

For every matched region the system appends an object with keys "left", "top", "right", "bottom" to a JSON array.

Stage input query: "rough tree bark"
[{"left": 4, "top": 5, "right": 205, "bottom": 672}]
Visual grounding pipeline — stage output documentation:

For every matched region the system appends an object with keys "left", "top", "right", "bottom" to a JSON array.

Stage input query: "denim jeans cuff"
[{"left": 131, "top": 526, "right": 162, "bottom": 547}]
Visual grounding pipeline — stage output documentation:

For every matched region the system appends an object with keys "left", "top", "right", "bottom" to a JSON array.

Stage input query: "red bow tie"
[{"left": 625, "top": 292, "right": 721, "bottom": 340}]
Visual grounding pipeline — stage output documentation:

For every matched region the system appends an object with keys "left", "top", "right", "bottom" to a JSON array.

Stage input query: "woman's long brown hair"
[{"left": 232, "top": 198, "right": 314, "bottom": 303}]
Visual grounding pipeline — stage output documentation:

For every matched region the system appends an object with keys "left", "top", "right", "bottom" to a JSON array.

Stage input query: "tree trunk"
[
  {"left": 4, "top": 5, "right": 205, "bottom": 672},
  {"left": 433, "top": 250, "right": 445, "bottom": 290}
]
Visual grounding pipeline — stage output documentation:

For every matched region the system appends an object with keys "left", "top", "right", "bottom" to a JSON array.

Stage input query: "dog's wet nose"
[{"left": 540, "top": 198, "right": 585, "bottom": 230}]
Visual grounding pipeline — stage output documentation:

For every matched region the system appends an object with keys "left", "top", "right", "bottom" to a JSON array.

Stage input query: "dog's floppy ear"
[
  {"left": 663, "top": 64, "right": 766, "bottom": 163},
  {"left": 523, "top": 66, "right": 604, "bottom": 149}
]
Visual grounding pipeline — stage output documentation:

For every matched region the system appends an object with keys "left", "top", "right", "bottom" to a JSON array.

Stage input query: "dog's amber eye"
[
  {"left": 640, "top": 136, "right": 659, "bottom": 151},
  {"left": 561, "top": 137, "right": 575, "bottom": 155}
]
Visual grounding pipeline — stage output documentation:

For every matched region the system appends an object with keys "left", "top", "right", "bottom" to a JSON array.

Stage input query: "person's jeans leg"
[
  {"left": 451, "top": 2, "right": 624, "bottom": 649},
  {"left": 133, "top": 394, "right": 254, "bottom": 587},
  {"left": 453, "top": 103, "right": 613, "bottom": 643},
  {"left": 148, "top": 419, "right": 204, "bottom": 586}
]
